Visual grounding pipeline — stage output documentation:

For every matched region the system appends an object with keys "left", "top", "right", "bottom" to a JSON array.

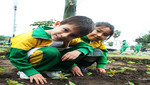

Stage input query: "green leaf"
[
  {"left": 146, "top": 72, "right": 150, "bottom": 74},
  {"left": 69, "top": 81, "right": 76, "bottom": 85},
  {"left": 87, "top": 72, "right": 92, "bottom": 76}
]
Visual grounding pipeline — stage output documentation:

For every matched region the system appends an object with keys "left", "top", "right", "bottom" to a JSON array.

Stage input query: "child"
[
  {"left": 70, "top": 22, "right": 114, "bottom": 76},
  {"left": 120, "top": 40, "right": 129, "bottom": 53},
  {"left": 50, "top": 22, "right": 114, "bottom": 76},
  {"left": 134, "top": 42, "right": 141, "bottom": 54},
  {"left": 5, "top": 16, "right": 95, "bottom": 84}
]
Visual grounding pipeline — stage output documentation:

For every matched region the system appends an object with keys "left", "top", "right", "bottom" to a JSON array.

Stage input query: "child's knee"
[{"left": 42, "top": 47, "right": 60, "bottom": 58}]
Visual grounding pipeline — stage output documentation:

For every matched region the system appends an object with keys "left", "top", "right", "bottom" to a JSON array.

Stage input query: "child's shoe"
[
  {"left": 17, "top": 71, "right": 29, "bottom": 79},
  {"left": 44, "top": 71, "right": 61, "bottom": 78}
]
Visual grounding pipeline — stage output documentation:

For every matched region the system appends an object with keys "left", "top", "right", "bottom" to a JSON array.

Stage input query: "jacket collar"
[{"left": 32, "top": 26, "right": 53, "bottom": 39}]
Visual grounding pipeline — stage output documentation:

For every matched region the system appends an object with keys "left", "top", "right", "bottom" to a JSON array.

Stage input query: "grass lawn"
[{"left": 108, "top": 54, "right": 150, "bottom": 59}]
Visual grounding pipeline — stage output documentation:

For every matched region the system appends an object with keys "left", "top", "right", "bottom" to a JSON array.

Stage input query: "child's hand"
[
  {"left": 30, "top": 73, "right": 47, "bottom": 84},
  {"left": 61, "top": 50, "right": 82, "bottom": 61},
  {"left": 70, "top": 66, "right": 84, "bottom": 76},
  {"left": 96, "top": 68, "right": 106, "bottom": 74}
]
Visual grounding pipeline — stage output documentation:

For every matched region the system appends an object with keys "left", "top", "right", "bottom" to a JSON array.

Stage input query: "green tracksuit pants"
[
  {"left": 120, "top": 46, "right": 128, "bottom": 53},
  {"left": 28, "top": 47, "right": 85, "bottom": 72},
  {"left": 28, "top": 47, "right": 61, "bottom": 72}
]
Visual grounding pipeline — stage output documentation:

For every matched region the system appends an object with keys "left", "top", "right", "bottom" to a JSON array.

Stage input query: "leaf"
[
  {"left": 146, "top": 72, "right": 150, "bottom": 74},
  {"left": 69, "top": 81, "right": 76, "bottom": 85},
  {"left": 87, "top": 72, "right": 92, "bottom": 76}
]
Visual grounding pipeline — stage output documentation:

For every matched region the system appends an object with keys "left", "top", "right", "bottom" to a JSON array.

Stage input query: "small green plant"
[
  {"left": 105, "top": 69, "right": 125, "bottom": 77},
  {"left": 52, "top": 72, "right": 71, "bottom": 80},
  {"left": 147, "top": 68, "right": 150, "bottom": 71},
  {"left": 127, "top": 64, "right": 132, "bottom": 67},
  {"left": 121, "top": 67, "right": 137, "bottom": 72},
  {"left": 69, "top": 80, "right": 76, "bottom": 85},
  {"left": 125, "top": 81, "right": 135, "bottom": 85},
  {"left": 107, "top": 59, "right": 115, "bottom": 64},
  {"left": 87, "top": 72, "right": 92, "bottom": 76},
  {"left": 127, "top": 61, "right": 136, "bottom": 64},
  {"left": 146, "top": 65, "right": 150, "bottom": 68},
  {"left": 118, "top": 63, "right": 122, "bottom": 65},
  {"left": 1, "top": 55, "right": 5, "bottom": 58},
  {"left": 0, "top": 68, "right": 7, "bottom": 75},
  {"left": 6, "top": 78, "right": 24, "bottom": 85},
  {"left": 146, "top": 72, "right": 150, "bottom": 75}
]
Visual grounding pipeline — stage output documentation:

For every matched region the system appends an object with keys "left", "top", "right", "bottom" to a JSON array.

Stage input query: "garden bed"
[{"left": 0, "top": 56, "right": 150, "bottom": 85}]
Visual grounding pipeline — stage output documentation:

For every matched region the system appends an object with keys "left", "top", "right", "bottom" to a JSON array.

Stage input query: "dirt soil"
[{"left": 0, "top": 56, "right": 150, "bottom": 85}]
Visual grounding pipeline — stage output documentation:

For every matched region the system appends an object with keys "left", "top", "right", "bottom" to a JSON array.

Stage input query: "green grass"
[{"left": 108, "top": 54, "right": 150, "bottom": 59}]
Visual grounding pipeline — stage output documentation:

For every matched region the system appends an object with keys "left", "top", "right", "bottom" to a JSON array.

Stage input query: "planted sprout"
[
  {"left": 0, "top": 68, "right": 7, "bottom": 75},
  {"left": 6, "top": 78, "right": 24, "bottom": 85},
  {"left": 52, "top": 72, "right": 71, "bottom": 80},
  {"left": 125, "top": 81, "right": 135, "bottom": 85},
  {"left": 87, "top": 72, "right": 92, "bottom": 76}
]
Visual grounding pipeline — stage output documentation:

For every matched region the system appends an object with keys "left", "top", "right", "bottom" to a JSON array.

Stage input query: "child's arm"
[
  {"left": 62, "top": 38, "right": 94, "bottom": 61},
  {"left": 96, "top": 49, "right": 108, "bottom": 74}
]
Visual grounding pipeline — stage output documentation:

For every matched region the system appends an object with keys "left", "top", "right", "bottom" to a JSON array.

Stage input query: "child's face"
[
  {"left": 50, "top": 21, "right": 81, "bottom": 41},
  {"left": 87, "top": 26, "right": 111, "bottom": 41}
]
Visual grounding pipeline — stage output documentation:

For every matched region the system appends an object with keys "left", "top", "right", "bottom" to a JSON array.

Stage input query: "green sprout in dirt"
[
  {"left": 121, "top": 67, "right": 137, "bottom": 72},
  {"left": 127, "top": 64, "right": 132, "bottom": 67},
  {"left": 52, "top": 72, "right": 71, "bottom": 80},
  {"left": 105, "top": 69, "right": 125, "bottom": 77},
  {"left": 0, "top": 68, "right": 7, "bottom": 75},
  {"left": 147, "top": 68, "right": 150, "bottom": 71},
  {"left": 146, "top": 72, "right": 150, "bottom": 75},
  {"left": 69, "top": 80, "right": 76, "bottom": 85},
  {"left": 118, "top": 62, "right": 123, "bottom": 65},
  {"left": 6, "top": 78, "right": 24, "bottom": 85},
  {"left": 87, "top": 72, "right": 92, "bottom": 76},
  {"left": 127, "top": 61, "right": 136, "bottom": 64},
  {"left": 1, "top": 55, "right": 5, "bottom": 58},
  {"left": 107, "top": 59, "right": 115, "bottom": 64},
  {"left": 125, "top": 81, "right": 135, "bottom": 85},
  {"left": 146, "top": 65, "right": 150, "bottom": 68}
]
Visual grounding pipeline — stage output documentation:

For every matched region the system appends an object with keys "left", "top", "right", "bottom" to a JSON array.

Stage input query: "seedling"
[
  {"left": 107, "top": 59, "right": 115, "bottom": 64},
  {"left": 69, "top": 80, "right": 76, "bottom": 85},
  {"left": 146, "top": 65, "right": 150, "bottom": 68},
  {"left": 118, "top": 63, "right": 122, "bottom": 65},
  {"left": 125, "top": 81, "right": 135, "bottom": 85},
  {"left": 6, "top": 78, "right": 24, "bottom": 85},
  {"left": 1, "top": 55, "right": 5, "bottom": 58},
  {"left": 87, "top": 72, "right": 92, "bottom": 76},
  {"left": 52, "top": 72, "right": 71, "bottom": 80},
  {"left": 0, "top": 68, "right": 7, "bottom": 75},
  {"left": 147, "top": 68, "right": 150, "bottom": 71},
  {"left": 127, "top": 61, "right": 136, "bottom": 64},
  {"left": 105, "top": 69, "right": 125, "bottom": 77},
  {"left": 121, "top": 67, "right": 137, "bottom": 72},
  {"left": 146, "top": 72, "right": 150, "bottom": 75}
]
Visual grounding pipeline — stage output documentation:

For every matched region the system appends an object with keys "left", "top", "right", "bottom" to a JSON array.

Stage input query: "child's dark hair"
[
  {"left": 95, "top": 22, "right": 114, "bottom": 40},
  {"left": 60, "top": 16, "right": 95, "bottom": 36}
]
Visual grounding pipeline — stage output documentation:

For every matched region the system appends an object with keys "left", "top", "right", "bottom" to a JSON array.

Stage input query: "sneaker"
[
  {"left": 44, "top": 71, "right": 61, "bottom": 78},
  {"left": 17, "top": 71, "right": 29, "bottom": 79}
]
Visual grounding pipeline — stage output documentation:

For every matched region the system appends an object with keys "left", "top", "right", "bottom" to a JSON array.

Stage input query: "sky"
[{"left": 0, "top": 0, "right": 150, "bottom": 46}]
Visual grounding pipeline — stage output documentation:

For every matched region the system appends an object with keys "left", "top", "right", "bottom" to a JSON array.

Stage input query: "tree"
[
  {"left": 30, "top": 19, "right": 56, "bottom": 27},
  {"left": 135, "top": 31, "right": 150, "bottom": 48},
  {"left": 0, "top": 35, "right": 5, "bottom": 41},
  {"left": 63, "top": 0, "right": 77, "bottom": 19},
  {"left": 113, "top": 30, "right": 121, "bottom": 40}
]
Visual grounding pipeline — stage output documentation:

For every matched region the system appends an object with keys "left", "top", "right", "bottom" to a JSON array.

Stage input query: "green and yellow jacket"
[
  {"left": 6, "top": 26, "right": 94, "bottom": 76},
  {"left": 72, "top": 36, "right": 108, "bottom": 69}
]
